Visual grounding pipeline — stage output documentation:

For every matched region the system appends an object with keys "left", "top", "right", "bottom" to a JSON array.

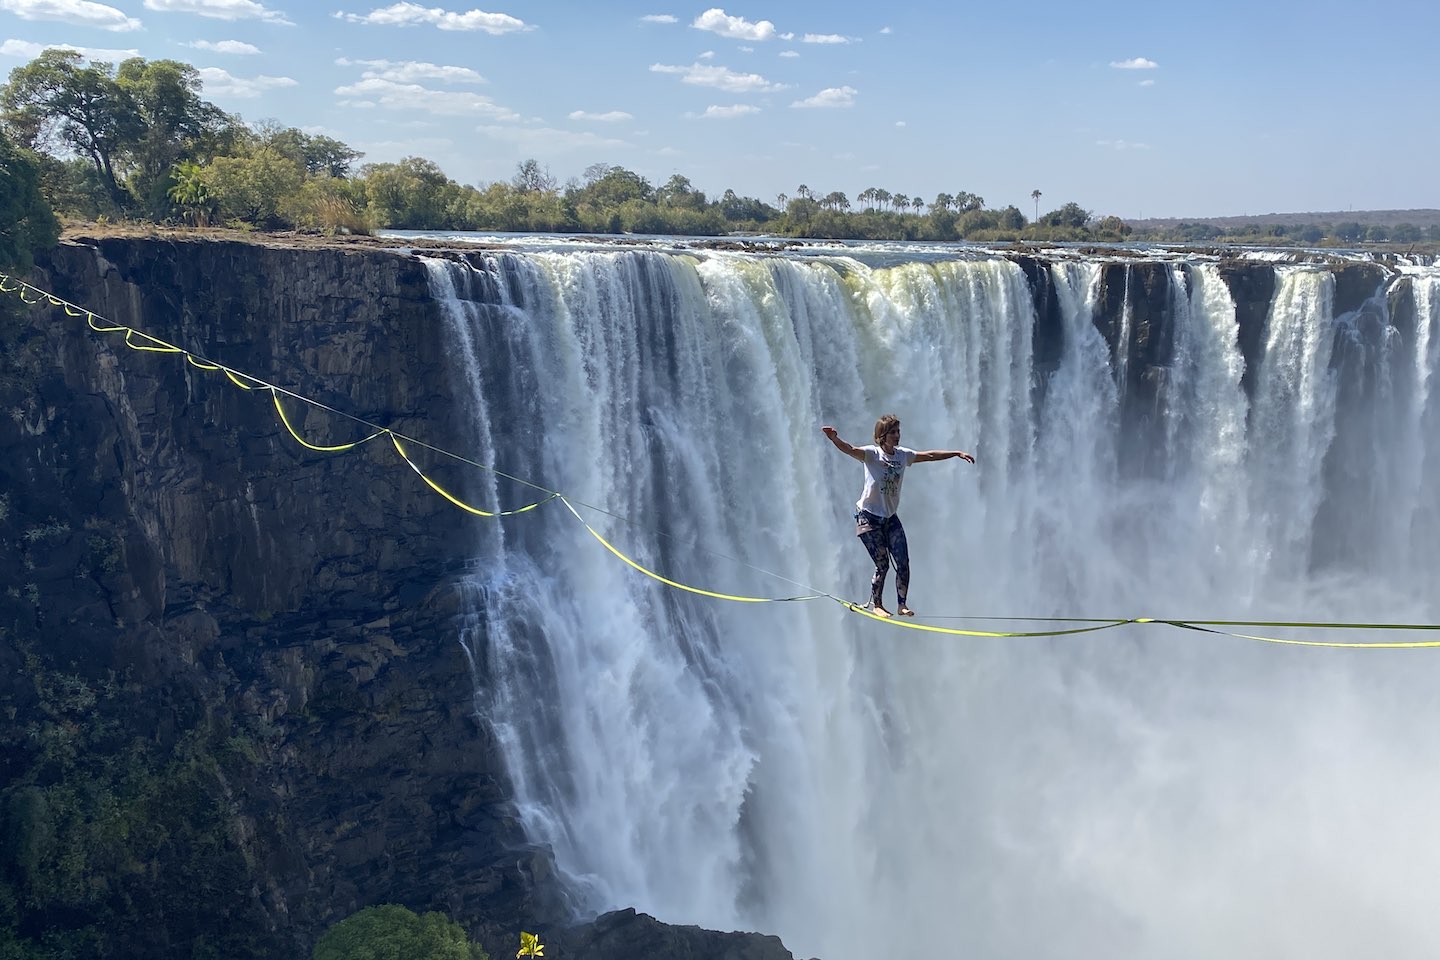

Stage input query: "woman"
[{"left": 821, "top": 415, "right": 975, "bottom": 618}]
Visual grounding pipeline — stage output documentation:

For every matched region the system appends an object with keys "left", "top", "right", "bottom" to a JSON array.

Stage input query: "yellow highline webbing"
[
  {"left": 8, "top": 271, "right": 1440, "bottom": 646},
  {"left": 392, "top": 434, "right": 558, "bottom": 517},
  {"left": 271, "top": 391, "right": 386, "bottom": 453},
  {"left": 560, "top": 496, "right": 825, "bottom": 604}
]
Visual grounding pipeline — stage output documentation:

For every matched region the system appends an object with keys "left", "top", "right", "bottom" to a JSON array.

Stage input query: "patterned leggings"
[{"left": 857, "top": 511, "right": 910, "bottom": 609}]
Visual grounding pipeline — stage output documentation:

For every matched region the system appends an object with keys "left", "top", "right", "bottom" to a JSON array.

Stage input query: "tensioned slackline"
[{"left": 5, "top": 272, "right": 1438, "bottom": 647}]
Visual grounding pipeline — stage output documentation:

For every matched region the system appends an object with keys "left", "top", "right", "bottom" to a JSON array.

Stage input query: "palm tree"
[
  {"left": 168, "top": 160, "right": 212, "bottom": 227},
  {"left": 1031, "top": 189, "right": 1043, "bottom": 224}
]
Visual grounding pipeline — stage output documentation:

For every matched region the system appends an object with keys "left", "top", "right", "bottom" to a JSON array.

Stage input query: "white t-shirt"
[{"left": 856, "top": 445, "right": 917, "bottom": 518}]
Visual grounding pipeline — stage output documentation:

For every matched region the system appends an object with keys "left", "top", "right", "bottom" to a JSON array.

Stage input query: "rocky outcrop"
[{"left": 0, "top": 234, "right": 793, "bottom": 960}]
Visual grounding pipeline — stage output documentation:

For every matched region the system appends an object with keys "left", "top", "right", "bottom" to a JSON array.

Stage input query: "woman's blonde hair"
[{"left": 873, "top": 414, "right": 901, "bottom": 444}]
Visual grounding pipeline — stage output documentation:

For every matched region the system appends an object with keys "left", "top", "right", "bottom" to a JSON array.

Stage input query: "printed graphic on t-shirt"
[{"left": 879, "top": 457, "right": 904, "bottom": 497}]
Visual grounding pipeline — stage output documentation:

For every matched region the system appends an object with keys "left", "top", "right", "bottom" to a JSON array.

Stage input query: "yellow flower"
[{"left": 517, "top": 931, "right": 545, "bottom": 957}]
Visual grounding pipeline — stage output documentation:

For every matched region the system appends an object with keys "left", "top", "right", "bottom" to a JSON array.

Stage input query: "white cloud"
[
  {"left": 697, "top": 49, "right": 714, "bottom": 59},
  {"left": 779, "top": 49, "right": 798, "bottom": 58},
  {"left": 790, "top": 85, "right": 856, "bottom": 108},
  {"left": 894, "top": 120, "right": 906, "bottom": 127},
  {"left": 879, "top": 25, "right": 892, "bottom": 33},
  {"left": 689, "top": 103, "right": 759, "bottom": 119},
  {"left": 801, "top": 33, "right": 850, "bottom": 44},
  {"left": 640, "top": 13, "right": 675, "bottom": 23},
  {"left": 197, "top": 65, "right": 297, "bottom": 97},
  {"left": 569, "top": 109, "right": 633, "bottom": 122},
  {"left": 335, "top": 76, "right": 519, "bottom": 118},
  {"left": 650, "top": 61, "right": 787, "bottom": 93},
  {"left": 144, "top": 0, "right": 291, "bottom": 25},
  {"left": 476, "top": 123, "right": 630, "bottom": 153},
  {"left": 0, "top": 37, "right": 139, "bottom": 58},
  {"left": 1110, "top": 57, "right": 1158, "bottom": 69},
  {"left": 1097, "top": 138, "right": 1151, "bottom": 150},
  {"left": 188, "top": 39, "right": 262, "bottom": 54},
  {"left": 692, "top": 7, "right": 775, "bottom": 41},
  {"left": 335, "top": 2, "right": 531, "bottom": 33},
  {"left": 0, "top": 0, "right": 140, "bottom": 31},
  {"left": 336, "top": 56, "right": 486, "bottom": 83},
  {"left": 1139, "top": 78, "right": 1155, "bottom": 87}
]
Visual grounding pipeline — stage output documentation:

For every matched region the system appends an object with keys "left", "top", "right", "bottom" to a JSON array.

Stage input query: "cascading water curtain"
[{"left": 429, "top": 251, "right": 1440, "bottom": 960}]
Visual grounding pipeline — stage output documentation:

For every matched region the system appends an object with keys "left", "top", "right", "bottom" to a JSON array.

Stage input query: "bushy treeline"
[
  {"left": 11, "top": 49, "right": 1426, "bottom": 248},
  {"left": 1132, "top": 219, "right": 1440, "bottom": 245},
  {"left": 0, "top": 49, "right": 1131, "bottom": 243}
]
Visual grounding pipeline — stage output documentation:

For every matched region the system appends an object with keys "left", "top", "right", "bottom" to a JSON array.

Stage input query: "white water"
[{"left": 426, "top": 250, "right": 1440, "bottom": 960}]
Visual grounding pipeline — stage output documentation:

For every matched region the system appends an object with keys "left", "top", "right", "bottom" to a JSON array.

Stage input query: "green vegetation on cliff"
[{"left": 312, "top": 905, "right": 489, "bottom": 960}]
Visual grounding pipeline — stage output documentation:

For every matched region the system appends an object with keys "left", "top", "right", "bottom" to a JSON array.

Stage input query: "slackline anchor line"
[{"left": 5, "top": 272, "right": 1440, "bottom": 648}]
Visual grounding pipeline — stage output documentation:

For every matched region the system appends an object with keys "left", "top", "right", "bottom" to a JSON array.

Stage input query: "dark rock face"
[{"left": 0, "top": 236, "right": 791, "bottom": 960}]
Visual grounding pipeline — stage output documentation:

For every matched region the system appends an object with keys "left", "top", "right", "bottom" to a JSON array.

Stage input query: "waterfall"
[{"left": 424, "top": 249, "right": 1440, "bottom": 960}]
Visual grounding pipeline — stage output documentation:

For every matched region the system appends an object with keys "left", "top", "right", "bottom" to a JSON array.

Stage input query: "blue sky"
[{"left": 2, "top": 0, "right": 1436, "bottom": 219}]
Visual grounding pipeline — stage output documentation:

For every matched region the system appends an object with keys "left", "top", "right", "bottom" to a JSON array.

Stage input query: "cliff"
[{"left": 0, "top": 233, "right": 793, "bottom": 960}]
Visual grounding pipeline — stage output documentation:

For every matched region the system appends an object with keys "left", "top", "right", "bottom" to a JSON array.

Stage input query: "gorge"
[{"left": 3, "top": 233, "right": 1437, "bottom": 960}]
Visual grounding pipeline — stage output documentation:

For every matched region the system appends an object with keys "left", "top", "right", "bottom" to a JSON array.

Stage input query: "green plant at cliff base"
[
  {"left": 311, "top": 905, "right": 489, "bottom": 960},
  {"left": 516, "top": 930, "right": 544, "bottom": 957}
]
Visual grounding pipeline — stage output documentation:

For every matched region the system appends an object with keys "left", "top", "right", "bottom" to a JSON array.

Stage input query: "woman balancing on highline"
[{"left": 822, "top": 416, "right": 974, "bottom": 618}]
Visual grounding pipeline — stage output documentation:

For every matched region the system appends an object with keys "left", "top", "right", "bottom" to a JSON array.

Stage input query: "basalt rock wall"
[{"left": 0, "top": 235, "right": 792, "bottom": 960}]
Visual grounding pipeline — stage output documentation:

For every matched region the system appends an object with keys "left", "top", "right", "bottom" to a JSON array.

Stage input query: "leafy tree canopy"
[
  {"left": 0, "top": 130, "right": 59, "bottom": 271},
  {"left": 311, "top": 905, "right": 489, "bottom": 960}
]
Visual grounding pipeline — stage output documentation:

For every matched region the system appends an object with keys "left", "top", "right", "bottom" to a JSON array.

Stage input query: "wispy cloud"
[
  {"left": 650, "top": 60, "right": 787, "bottom": 93},
  {"left": 640, "top": 13, "right": 675, "bottom": 23},
  {"left": 1097, "top": 138, "right": 1152, "bottom": 150},
  {"left": 476, "top": 123, "right": 630, "bottom": 153},
  {"left": 335, "top": 2, "right": 531, "bottom": 33},
  {"left": 336, "top": 56, "right": 486, "bottom": 83},
  {"left": 894, "top": 120, "right": 906, "bottom": 127},
  {"left": 879, "top": 25, "right": 892, "bottom": 34},
  {"left": 144, "top": 0, "right": 291, "bottom": 25},
  {"left": 801, "top": 33, "right": 851, "bottom": 44},
  {"left": 197, "top": 65, "right": 297, "bottom": 97},
  {"left": 1138, "top": 78, "right": 1155, "bottom": 87},
  {"left": 790, "top": 85, "right": 856, "bottom": 108},
  {"left": 688, "top": 103, "right": 759, "bottom": 119},
  {"left": 188, "top": 39, "right": 261, "bottom": 54},
  {"left": 692, "top": 7, "right": 775, "bottom": 41},
  {"left": 779, "top": 49, "right": 798, "bottom": 58},
  {"left": 335, "top": 76, "right": 519, "bottom": 118},
  {"left": 0, "top": 0, "right": 141, "bottom": 31},
  {"left": 0, "top": 37, "right": 139, "bottom": 58},
  {"left": 569, "top": 109, "right": 633, "bottom": 122},
  {"left": 1110, "top": 56, "right": 1158, "bottom": 69}
]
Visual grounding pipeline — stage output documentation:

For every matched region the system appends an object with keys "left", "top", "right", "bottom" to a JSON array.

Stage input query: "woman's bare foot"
[
  {"left": 870, "top": 603, "right": 893, "bottom": 618},
  {"left": 897, "top": 606, "right": 915, "bottom": 617}
]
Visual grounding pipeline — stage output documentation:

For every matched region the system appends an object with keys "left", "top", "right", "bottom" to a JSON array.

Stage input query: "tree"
[
  {"left": 1391, "top": 223, "right": 1422, "bottom": 243},
  {"left": 997, "top": 204, "right": 1025, "bottom": 230},
  {"left": 512, "top": 157, "right": 555, "bottom": 194},
  {"left": 203, "top": 144, "right": 304, "bottom": 227},
  {"left": 311, "top": 905, "right": 488, "bottom": 960},
  {"left": 266, "top": 126, "right": 362, "bottom": 177},
  {"left": 1031, "top": 188, "right": 1042, "bottom": 224},
  {"left": 954, "top": 191, "right": 984, "bottom": 213},
  {"left": 822, "top": 190, "right": 849, "bottom": 212},
  {"left": 1, "top": 49, "right": 142, "bottom": 207},
  {"left": 1334, "top": 221, "right": 1365, "bottom": 243},
  {"left": 657, "top": 173, "right": 706, "bottom": 210},
  {"left": 0, "top": 131, "right": 60, "bottom": 271},
  {"left": 931, "top": 192, "right": 953, "bottom": 214},
  {"left": 115, "top": 57, "right": 229, "bottom": 214},
  {"left": 166, "top": 158, "right": 212, "bottom": 226},
  {"left": 874, "top": 188, "right": 891, "bottom": 212},
  {"left": 1093, "top": 215, "right": 1131, "bottom": 238},
  {"left": 1041, "top": 201, "right": 1090, "bottom": 229},
  {"left": 360, "top": 156, "right": 456, "bottom": 228}
]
